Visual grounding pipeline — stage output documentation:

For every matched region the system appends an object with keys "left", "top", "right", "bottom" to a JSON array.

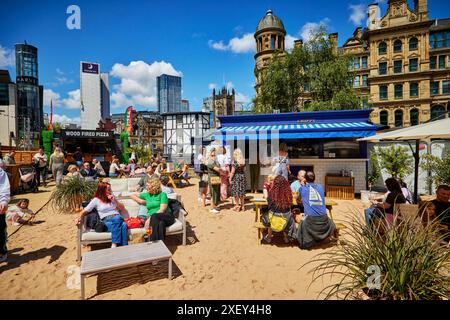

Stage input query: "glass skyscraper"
[
  {"left": 157, "top": 74, "right": 181, "bottom": 114},
  {"left": 15, "top": 43, "right": 43, "bottom": 145}
]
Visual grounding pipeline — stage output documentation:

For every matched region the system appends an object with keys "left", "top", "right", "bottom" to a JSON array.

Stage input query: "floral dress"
[{"left": 231, "top": 161, "right": 247, "bottom": 197}]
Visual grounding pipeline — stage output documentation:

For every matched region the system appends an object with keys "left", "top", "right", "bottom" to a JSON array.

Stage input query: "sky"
[{"left": 1, "top": 0, "right": 449, "bottom": 125}]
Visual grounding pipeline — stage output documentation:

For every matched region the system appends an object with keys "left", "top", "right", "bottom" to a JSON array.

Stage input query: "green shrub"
[
  {"left": 50, "top": 177, "right": 98, "bottom": 213},
  {"left": 305, "top": 208, "right": 450, "bottom": 300}
]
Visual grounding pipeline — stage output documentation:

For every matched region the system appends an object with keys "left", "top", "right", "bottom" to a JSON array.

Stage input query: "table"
[
  {"left": 251, "top": 197, "right": 338, "bottom": 245},
  {"left": 80, "top": 240, "right": 172, "bottom": 299},
  {"left": 159, "top": 170, "right": 182, "bottom": 189}
]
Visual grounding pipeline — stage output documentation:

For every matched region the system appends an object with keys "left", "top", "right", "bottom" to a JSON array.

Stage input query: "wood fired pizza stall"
[{"left": 214, "top": 109, "right": 380, "bottom": 199}]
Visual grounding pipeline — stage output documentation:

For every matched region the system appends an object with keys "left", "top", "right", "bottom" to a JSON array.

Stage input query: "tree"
[
  {"left": 377, "top": 145, "right": 413, "bottom": 180},
  {"left": 128, "top": 144, "right": 153, "bottom": 165},
  {"left": 421, "top": 151, "right": 450, "bottom": 191},
  {"left": 367, "top": 151, "right": 381, "bottom": 191},
  {"left": 253, "top": 26, "right": 361, "bottom": 113}
]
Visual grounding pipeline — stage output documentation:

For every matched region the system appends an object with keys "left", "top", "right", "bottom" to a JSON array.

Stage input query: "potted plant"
[
  {"left": 421, "top": 150, "right": 450, "bottom": 193},
  {"left": 304, "top": 208, "right": 450, "bottom": 300},
  {"left": 377, "top": 145, "right": 413, "bottom": 180},
  {"left": 50, "top": 177, "right": 98, "bottom": 213}
]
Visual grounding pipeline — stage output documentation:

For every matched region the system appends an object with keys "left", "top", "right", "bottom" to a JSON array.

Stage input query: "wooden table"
[
  {"left": 80, "top": 240, "right": 172, "bottom": 299},
  {"left": 251, "top": 197, "right": 338, "bottom": 245},
  {"left": 159, "top": 171, "right": 182, "bottom": 189}
]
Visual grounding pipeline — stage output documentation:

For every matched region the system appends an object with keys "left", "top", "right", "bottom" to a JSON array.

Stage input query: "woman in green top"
[
  {"left": 207, "top": 149, "right": 223, "bottom": 214},
  {"left": 130, "top": 177, "right": 175, "bottom": 241}
]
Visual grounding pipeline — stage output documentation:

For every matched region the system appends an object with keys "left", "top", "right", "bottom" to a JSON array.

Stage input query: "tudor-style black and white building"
[{"left": 163, "top": 112, "right": 212, "bottom": 162}]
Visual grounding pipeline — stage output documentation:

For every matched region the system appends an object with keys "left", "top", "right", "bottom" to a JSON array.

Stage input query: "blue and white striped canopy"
[{"left": 215, "top": 121, "right": 378, "bottom": 141}]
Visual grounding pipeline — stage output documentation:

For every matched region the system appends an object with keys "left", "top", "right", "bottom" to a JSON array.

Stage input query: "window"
[
  {"left": 378, "top": 42, "right": 387, "bottom": 55},
  {"left": 354, "top": 57, "right": 360, "bottom": 69},
  {"left": 430, "top": 31, "right": 450, "bottom": 49},
  {"left": 271, "top": 36, "right": 276, "bottom": 49},
  {"left": 380, "top": 110, "right": 388, "bottom": 126},
  {"left": 439, "top": 55, "right": 446, "bottom": 69},
  {"left": 395, "top": 84, "right": 403, "bottom": 99},
  {"left": 430, "top": 56, "right": 437, "bottom": 69},
  {"left": 394, "top": 60, "right": 403, "bottom": 73},
  {"left": 443, "top": 81, "right": 450, "bottom": 95},
  {"left": 354, "top": 76, "right": 360, "bottom": 88},
  {"left": 395, "top": 110, "right": 404, "bottom": 127},
  {"left": 410, "top": 83, "right": 419, "bottom": 97},
  {"left": 394, "top": 39, "right": 402, "bottom": 53},
  {"left": 151, "top": 129, "right": 157, "bottom": 136},
  {"left": 176, "top": 115, "right": 183, "bottom": 124},
  {"left": 431, "top": 105, "right": 446, "bottom": 121},
  {"left": 362, "top": 56, "right": 368, "bottom": 69},
  {"left": 379, "top": 85, "right": 388, "bottom": 100},
  {"left": 362, "top": 74, "right": 368, "bottom": 87},
  {"left": 409, "top": 37, "right": 418, "bottom": 51},
  {"left": 430, "top": 81, "right": 439, "bottom": 95},
  {"left": 379, "top": 62, "right": 387, "bottom": 75},
  {"left": 410, "top": 108, "right": 419, "bottom": 126},
  {"left": 362, "top": 97, "right": 369, "bottom": 108},
  {"left": 409, "top": 58, "right": 418, "bottom": 72}
]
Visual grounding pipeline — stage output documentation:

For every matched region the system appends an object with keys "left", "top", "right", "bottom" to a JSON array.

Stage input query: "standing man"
[
  {"left": 0, "top": 159, "right": 11, "bottom": 262},
  {"left": 33, "top": 148, "right": 48, "bottom": 187},
  {"left": 272, "top": 143, "right": 290, "bottom": 181},
  {"left": 73, "top": 147, "right": 83, "bottom": 168}
]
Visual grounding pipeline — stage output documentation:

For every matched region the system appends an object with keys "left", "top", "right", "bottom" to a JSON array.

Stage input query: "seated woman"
[
  {"left": 75, "top": 182, "right": 128, "bottom": 247},
  {"left": 66, "top": 164, "right": 82, "bottom": 180},
  {"left": 129, "top": 177, "right": 175, "bottom": 242},
  {"left": 295, "top": 171, "right": 336, "bottom": 249},
  {"left": 92, "top": 159, "right": 106, "bottom": 178},
  {"left": 155, "top": 159, "right": 167, "bottom": 177},
  {"left": 177, "top": 160, "right": 190, "bottom": 186},
  {"left": 262, "top": 175, "right": 295, "bottom": 244},
  {"left": 365, "top": 177, "right": 406, "bottom": 226},
  {"left": 123, "top": 159, "right": 136, "bottom": 176},
  {"left": 109, "top": 159, "right": 121, "bottom": 178}
]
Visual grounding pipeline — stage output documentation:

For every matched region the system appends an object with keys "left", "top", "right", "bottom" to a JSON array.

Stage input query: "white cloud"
[
  {"left": 63, "top": 89, "right": 81, "bottom": 109},
  {"left": 110, "top": 60, "right": 182, "bottom": 109},
  {"left": 52, "top": 114, "right": 80, "bottom": 125},
  {"left": 208, "top": 83, "right": 217, "bottom": 90},
  {"left": 0, "top": 45, "right": 15, "bottom": 68},
  {"left": 285, "top": 35, "right": 299, "bottom": 50},
  {"left": 349, "top": 4, "right": 367, "bottom": 26},
  {"left": 235, "top": 92, "right": 251, "bottom": 104},
  {"left": 209, "top": 33, "right": 256, "bottom": 54},
  {"left": 43, "top": 88, "right": 80, "bottom": 109},
  {"left": 300, "top": 18, "right": 330, "bottom": 42}
]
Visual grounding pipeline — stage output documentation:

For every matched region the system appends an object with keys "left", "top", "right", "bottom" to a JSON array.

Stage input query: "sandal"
[{"left": 263, "top": 234, "right": 272, "bottom": 244}]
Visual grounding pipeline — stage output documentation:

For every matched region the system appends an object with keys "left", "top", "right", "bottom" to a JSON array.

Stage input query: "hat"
[{"left": 68, "top": 164, "right": 77, "bottom": 172}]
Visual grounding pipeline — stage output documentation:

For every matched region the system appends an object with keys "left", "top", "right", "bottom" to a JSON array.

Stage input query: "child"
[
  {"left": 263, "top": 175, "right": 275, "bottom": 199},
  {"left": 6, "top": 199, "right": 35, "bottom": 226}
]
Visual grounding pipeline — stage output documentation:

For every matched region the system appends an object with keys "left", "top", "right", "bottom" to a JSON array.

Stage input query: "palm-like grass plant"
[
  {"left": 50, "top": 177, "right": 98, "bottom": 213},
  {"left": 305, "top": 207, "right": 450, "bottom": 300}
]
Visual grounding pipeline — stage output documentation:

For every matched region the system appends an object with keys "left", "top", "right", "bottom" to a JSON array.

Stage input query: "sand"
[{"left": 0, "top": 178, "right": 367, "bottom": 300}]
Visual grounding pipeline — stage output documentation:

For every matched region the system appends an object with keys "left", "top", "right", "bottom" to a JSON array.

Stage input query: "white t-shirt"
[
  {"left": 33, "top": 153, "right": 48, "bottom": 167},
  {"left": 109, "top": 163, "right": 120, "bottom": 174},
  {"left": 84, "top": 197, "right": 120, "bottom": 220}
]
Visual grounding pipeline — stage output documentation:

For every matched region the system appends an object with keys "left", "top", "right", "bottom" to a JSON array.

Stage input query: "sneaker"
[
  {"left": 210, "top": 208, "right": 220, "bottom": 214},
  {"left": 0, "top": 254, "right": 7, "bottom": 263},
  {"left": 262, "top": 235, "right": 272, "bottom": 244}
]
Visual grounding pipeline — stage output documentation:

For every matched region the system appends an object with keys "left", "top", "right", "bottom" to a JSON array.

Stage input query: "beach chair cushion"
[
  {"left": 109, "top": 179, "right": 128, "bottom": 192},
  {"left": 81, "top": 218, "right": 184, "bottom": 241}
]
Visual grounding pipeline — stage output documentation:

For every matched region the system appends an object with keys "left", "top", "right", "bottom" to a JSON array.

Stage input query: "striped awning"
[{"left": 215, "top": 121, "right": 378, "bottom": 141}]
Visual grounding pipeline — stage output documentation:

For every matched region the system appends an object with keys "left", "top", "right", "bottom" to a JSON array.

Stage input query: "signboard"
[
  {"left": 16, "top": 76, "right": 38, "bottom": 85},
  {"left": 81, "top": 62, "right": 99, "bottom": 74},
  {"left": 61, "top": 129, "right": 113, "bottom": 139},
  {"left": 124, "top": 106, "right": 133, "bottom": 134}
]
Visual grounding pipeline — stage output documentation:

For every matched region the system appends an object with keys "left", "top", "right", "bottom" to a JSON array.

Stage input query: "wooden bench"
[{"left": 80, "top": 240, "right": 172, "bottom": 299}]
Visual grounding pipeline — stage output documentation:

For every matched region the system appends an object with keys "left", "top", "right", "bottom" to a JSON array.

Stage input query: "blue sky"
[{"left": 1, "top": 0, "right": 449, "bottom": 124}]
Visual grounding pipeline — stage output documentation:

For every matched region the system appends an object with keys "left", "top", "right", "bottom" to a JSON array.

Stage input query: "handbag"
[
  {"left": 210, "top": 176, "right": 221, "bottom": 185},
  {"left": 268, "top": 211, "right": 288, "bottom": 232},
  {"left": 124, "top": 216, "right": 143, "bottom": 229}
]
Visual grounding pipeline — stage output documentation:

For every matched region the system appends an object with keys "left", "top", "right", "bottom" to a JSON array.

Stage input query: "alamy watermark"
[
  {"left": 366, "top": 265, "right": 381, "bottom": 290},
  {"left": 66, "top": 5, "right": 81, "bottom": 30}
]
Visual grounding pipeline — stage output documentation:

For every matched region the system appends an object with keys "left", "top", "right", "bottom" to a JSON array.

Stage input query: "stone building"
[
  {"left": 254, "top": 1, "right": 450, "bottom": 128},
  {"left": 111, "top": 111, "right": 163, "bottom": 154},
  {"left": 211, "top": 87, "right": 235, "bottom": 128}
]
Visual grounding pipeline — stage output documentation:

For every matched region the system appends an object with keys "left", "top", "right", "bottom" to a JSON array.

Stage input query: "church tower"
[{"left": 254, "top": 10, "right": 286, "bottom": 94}]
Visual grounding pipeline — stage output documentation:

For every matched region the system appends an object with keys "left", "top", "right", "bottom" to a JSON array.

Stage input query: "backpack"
[
  {"left": 82, "top": 201, "right": 107, "bottom": 232},
  {"left": 168, "top": 198, "right": 187, "bottom": 219},
  {"left": 268, "top": 211, "right": 288, "bottom": 232}
]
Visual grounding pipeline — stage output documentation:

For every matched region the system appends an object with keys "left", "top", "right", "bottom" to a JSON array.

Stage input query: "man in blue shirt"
[
  {"left": 290, "top": 170, "right": 306, "bottom": 192},
  {"left": 299, "top": 171, "right": 327, "bottom": 216}
]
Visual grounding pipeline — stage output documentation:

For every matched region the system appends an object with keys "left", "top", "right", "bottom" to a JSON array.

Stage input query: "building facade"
[
  {"left": 15, "top": 43, "right": 44, "bottom": 146},
  {"left": 80, "top": 62, "right": 110, "bottom": 130},
  {"left": 163, "top": 112, "right": 211, "bottom": 162},
  {"left": 181, "top": 99, "right": 189, "bottom": 112},
  {"left": 254, "top": 2, "right": 450, "bottom": 128},
  {"left": 112, "top": 111, "right": 163, "bottom": 154},
  {"left": 0, "top": 70, "right": 18, "bottom": 147},
  {"left": 211, "top": 87, "right": 235, "bottom": 128},
  {"left": 157, "top": 74, "right": 182, "bottom": 114}
]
